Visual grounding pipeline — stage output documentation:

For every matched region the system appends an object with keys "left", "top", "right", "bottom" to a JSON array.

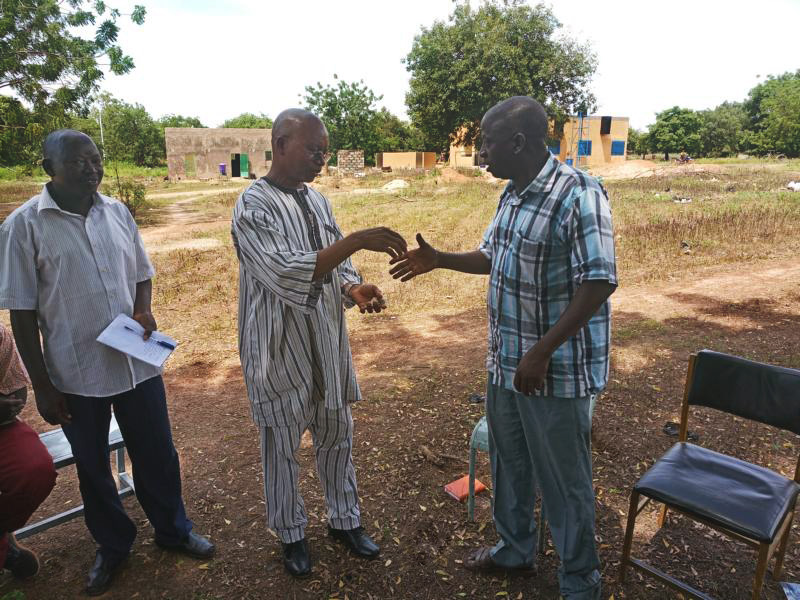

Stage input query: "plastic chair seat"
[{"left": 635, "top": 442, "right": 800, "bottom": 543}]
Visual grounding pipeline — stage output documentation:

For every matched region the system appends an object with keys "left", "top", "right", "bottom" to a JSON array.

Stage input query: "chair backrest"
[{"left": 685, "top": 350, "right": 800, "bottom": 435}]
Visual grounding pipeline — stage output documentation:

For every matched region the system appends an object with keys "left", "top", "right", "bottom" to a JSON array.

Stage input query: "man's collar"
[
  {"left": 37, "top": 183, "right": 109, "bottom": 213},
  {"left": 504, "top": 154, "right": 559, "bottom": 204}
]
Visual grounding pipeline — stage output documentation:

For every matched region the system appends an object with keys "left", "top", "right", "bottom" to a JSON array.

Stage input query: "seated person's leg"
[{"left": 0, "top": 405, "right": 58, "bottom": 578}]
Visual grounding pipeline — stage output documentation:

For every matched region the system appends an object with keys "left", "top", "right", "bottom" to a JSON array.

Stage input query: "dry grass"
[{"left": 143, "top": 162, "right": 800, "bottom": 363}]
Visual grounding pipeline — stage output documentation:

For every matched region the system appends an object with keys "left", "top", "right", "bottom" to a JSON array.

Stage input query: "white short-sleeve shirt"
[{"left": 0, "top": 184, "right": 160, "bottom": 397}]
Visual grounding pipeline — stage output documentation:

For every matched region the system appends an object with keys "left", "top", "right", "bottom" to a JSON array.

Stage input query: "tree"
[
  {"left": 221, "top": 113, "right": 273, "bottom": 128},
  {"left": 404, "top": 0, "right": 597, "bottom": 153},
  {"left": 647, "top": 107, "right": 703, "bottom": 161},
  {"left": 0, "top": 1, "right": 145, "bottom": 167},
  {"left": 626, "top": 128, "right": 650, "bottom": 159},
  {"left": 303, "top": 78, "right": 383, "bottom": 165},
  {"left": 743, "top": 72, "right": 800, "bottom": 156},
  {"left": 159, "top": 115, "right": 206, "bottom": 129},
  {"left": 96, "top": 96, "right": 163, "bottom": 166},
  {"left": 698, "top": 102, "right": 747, "bottom": 157},
  {"left": 374, "top": 109, "right": 426, "bottom": 152}
]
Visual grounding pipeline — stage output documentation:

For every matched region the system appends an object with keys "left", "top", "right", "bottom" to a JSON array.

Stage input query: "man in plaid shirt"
[{"left": 390, "top": 96, "right": 616, "bottom": 600}]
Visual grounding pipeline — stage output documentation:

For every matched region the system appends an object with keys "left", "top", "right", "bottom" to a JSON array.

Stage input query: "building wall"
[
  {"left": 449, "top": 142, "right": 478, "bottom": 168},
  {"left": 164, "top": 128, "right": 272, "bottom": 180},
  {"left": 376, "top": 152, "right": 436, "bottom": 170},
  {"left": 557, "top": 116, "right": 629, "bottom": 168},
  {"left": 337, "top": 150, "right": 364, "bottom": 174}
]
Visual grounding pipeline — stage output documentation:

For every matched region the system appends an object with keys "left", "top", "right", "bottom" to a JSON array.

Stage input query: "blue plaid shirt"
[{"left": 479, "top": 155, "right": 617, "bottom": 398}]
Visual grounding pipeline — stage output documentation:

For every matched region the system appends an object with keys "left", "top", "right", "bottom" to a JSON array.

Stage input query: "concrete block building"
[
  {"left": 375, "top": 152, "right": 436, "bottom": 171},
  {"left": 337, "top": 150, "right": 365, "bottom": 174},
  {"left": 164, "top": 127, "right": 272, "bottom": 180},
  {"left": 449, "top": 114, "right": 629, "bottom": 169},
  {"left": 550, "top": 115, "right": 629, "bottom": 168}
]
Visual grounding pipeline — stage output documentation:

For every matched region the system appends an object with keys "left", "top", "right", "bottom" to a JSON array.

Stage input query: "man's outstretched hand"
[
  {"left": 389, "top": 233, "right": 438, "bottom": 281},
  {"left": 350, "top": 284, "right": 387, "bottom": 314}
]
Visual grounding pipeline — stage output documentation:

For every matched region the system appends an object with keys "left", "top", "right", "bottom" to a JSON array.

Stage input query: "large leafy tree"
[
  {"left": 303, "top": 78, "right": 383, "bottom": 165},
  {"left": 743, "top": 72, "right": 800, "bottom": 156},
  {"left": 404, "top": 0, "right": 597, "bottom": 153},
  {"left": 698, "top": 102, "right": 747, "bottom": 157},
  {"left": 92, "top": 96, "right": 162, "bottom": 166},
  {"left": 626, "top": 127, "right": 650, "bottom": 159},
  {"left": 0, "top": 0, "right": 145, "bottom": 166},
  {"left": 647, "top": 106, "right": 703, "bottom": 161},
  {"left": 221, "top": 113, "right": 273, "bottom": 128},
  {"left": 374, "top": 108, "right": 425, "bottom": 152},
  {"left": 159, "top": 114, "right": 205, "bottom": 129}
]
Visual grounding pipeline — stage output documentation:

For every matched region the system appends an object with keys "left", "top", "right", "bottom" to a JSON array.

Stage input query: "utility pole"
[{"left": 97, "top": 99, "right": 106, "bottom": 159}]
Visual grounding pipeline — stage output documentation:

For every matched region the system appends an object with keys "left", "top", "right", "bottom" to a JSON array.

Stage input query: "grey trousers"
[
  {"left": 486, "top": 383, "right": 601, "bottom": 600},
  {"left": 259, "top": 400, "right": 361, "bottom": 543}
]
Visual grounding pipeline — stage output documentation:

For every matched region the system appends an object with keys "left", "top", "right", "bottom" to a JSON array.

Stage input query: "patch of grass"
[{"left": 0, "top": 180, "right": 42, "bottom": 204}]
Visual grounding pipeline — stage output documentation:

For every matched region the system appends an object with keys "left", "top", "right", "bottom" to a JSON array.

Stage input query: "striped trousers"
[{"left": 259, "top": 399, "right": 360, "bottom": 543}]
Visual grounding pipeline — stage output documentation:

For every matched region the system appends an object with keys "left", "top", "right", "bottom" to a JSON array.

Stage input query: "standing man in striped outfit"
[
  {"left": 231, "top": 109, "right": 405, "bottom": 578},
  {"left": 0, "top": 130, "right": 215, "bottom": 596},
  {"left": 390, "top": 97, "right": 617, "bottom": 600}
]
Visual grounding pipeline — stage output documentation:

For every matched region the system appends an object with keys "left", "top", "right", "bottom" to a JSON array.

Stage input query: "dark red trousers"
[{"left": 0, "top": 419, "right": 57, "bottom": 566}]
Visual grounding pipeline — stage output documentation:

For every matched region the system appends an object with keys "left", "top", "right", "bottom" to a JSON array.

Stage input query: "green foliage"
[
  {"left": 404, "top": 0, "right": 597, "bottom": 153},
  {"left": 94, "top": 95, "right": 163, "bottom": 166},
  {"left": 742, "top": 72, "right": 800, "bottom": 156},
  {"left": 697, "top": 102, "right": 747, "bottom": 157},
  {"left": 374, "top": 109, "right": 426, "bottom": 152},
  {"left": 159, "top": 115, "right": 206, "bottom": 129},
  {"left": 221, "top": 113, "right": 273, "bottom": 129},
  {"left": 303, "top": 78, "right": 384, "bottom": 165},
  {"left": 648, "top": 106, "right": 703, "bottom": 161},
  {"left": 0, "top": 590, "right": 25, "bottom": 600},
  {"left": 0, "top": 1, "right": 144, "bottom": 167},
  {"left": 627, "top": 128, "right": 650, "bottom": 158},
  {"left": 103, "top": 169, "right": 148, "bottom": 219}
]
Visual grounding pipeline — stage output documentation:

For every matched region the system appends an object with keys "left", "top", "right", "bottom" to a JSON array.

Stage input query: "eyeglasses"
[
  {"left": 65, "top": 157, "right": 103, "bottom": 170},
  {"left": 306, "top": 147, "right": 331, "bottom": 163}
]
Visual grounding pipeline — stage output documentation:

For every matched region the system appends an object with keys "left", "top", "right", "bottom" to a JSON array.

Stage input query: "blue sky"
[{"left": 96, "top": 0, "right": 800, "bottom": 130}]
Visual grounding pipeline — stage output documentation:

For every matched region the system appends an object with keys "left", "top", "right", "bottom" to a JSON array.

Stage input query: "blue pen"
[{"left": 124, "top": 325, "right": 175, "bottom": 350}]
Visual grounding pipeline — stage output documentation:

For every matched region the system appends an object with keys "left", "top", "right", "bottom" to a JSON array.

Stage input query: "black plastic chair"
[{"left": 619, "top": 350, "right": 800, "bottom": 600}]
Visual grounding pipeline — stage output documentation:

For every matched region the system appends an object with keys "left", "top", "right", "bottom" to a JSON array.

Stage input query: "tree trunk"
[{"left": 664, "top": 151, "right": 669, "bottom": 162}]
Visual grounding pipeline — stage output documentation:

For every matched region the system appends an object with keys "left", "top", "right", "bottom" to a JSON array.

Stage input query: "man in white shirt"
[
  {"left": 0, "top": 130, "right": 215, "bottom": 596},
  {"left": 231, "top": 109, "right": 405, "bottom": 577}
]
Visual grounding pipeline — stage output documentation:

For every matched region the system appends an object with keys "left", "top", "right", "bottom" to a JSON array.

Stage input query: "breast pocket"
[{"left": 507, "top": 229, "right": 567, "bottom": 300}]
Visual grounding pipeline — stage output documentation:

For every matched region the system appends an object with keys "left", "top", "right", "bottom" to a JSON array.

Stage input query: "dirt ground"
[{"left": 2, "top": 192, "right": 799, "bottom": 600}]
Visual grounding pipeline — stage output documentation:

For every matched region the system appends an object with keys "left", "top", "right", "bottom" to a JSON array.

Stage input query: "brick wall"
[{"left": 337, "top": 149, "right": 364, "bottom": 174}]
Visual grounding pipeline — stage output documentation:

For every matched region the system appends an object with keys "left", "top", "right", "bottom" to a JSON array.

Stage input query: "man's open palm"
[
  {"left": 389, "top": 233, "right": 438, "bottom": 282},
  {"left": 350, "top": 284, "right": 387, "bottom": 314}
]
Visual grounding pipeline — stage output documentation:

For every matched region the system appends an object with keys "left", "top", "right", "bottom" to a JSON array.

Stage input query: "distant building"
[
  {"left": 376, "top": 152, "right": 436, "bottom": 171},
  {"left": 448, "top": 114, "right": 630, "bottom": 169},
  {"left": 164, "top": 127, "right": 272, "bottom": 180},
  {"left": 550, "top": 115, "right": 629, "bottom": 168}
]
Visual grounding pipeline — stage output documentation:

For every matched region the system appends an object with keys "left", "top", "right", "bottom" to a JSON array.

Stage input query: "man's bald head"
[
  {"left": 272, "top": 109, "right": 325, "bottom": 145},
  {"left": 482, "top": 96, "right": 549, "bottom": 145},
  {"left": 43, "top": 129, "right": 98, "bottom": 166}
]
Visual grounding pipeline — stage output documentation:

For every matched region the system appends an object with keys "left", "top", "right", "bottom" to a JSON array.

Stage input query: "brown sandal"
[{"left": 464, "top": 546, "right": 535, "bottom": 575}]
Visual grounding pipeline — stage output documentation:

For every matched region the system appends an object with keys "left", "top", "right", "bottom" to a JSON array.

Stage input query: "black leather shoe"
[
  {"left": 156, "top": 531, "right": 216, "bottom": 559},
  {"left": 282, "top": 539, "right": 311, "bottom": 578},
  {"left": 86, "top": 551, "right": 126, "bottom": 596},
  {"left": 328, "top": 526, "right": 380, "bottom": 559},
  {"left": 3, "top": 534, "right": 39, "bottom": 579}
]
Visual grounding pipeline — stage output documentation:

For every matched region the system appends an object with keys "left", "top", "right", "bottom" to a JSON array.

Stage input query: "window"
[
  {"left": 547, "top": 143, "right": 561, "bottom": 155},
  {"left": 265, "top": 150, "right": 273, "bottom": 161},
  {"left": 611, "top": 140, "right": 626, "bottom": 156},
  {"left": 577, "top": 140, "right": 592, "bottom": 156},
  {"left": 463, "top": 145, "right": 472, "bottom": 157}
]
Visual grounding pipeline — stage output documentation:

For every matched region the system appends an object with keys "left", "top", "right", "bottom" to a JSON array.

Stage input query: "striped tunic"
[
  {"left": 231, "top": 177, "right": 362, "bottom": 427},
  {"left": 478, "top": 155, "right": 617, "bottom": 398},
  {"left": 0, "top": 184, "right": 159, "bottom": 396}
]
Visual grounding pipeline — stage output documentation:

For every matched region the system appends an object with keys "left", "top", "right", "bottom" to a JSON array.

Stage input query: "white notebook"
[{"left": 96, "top": 314, "right": 178, "bottom": 368}]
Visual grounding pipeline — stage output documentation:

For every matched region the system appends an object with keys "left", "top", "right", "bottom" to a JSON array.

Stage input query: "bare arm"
[
  {"left": 314, "top": 228, "right": 407, "bottom": 280},
  {"left": 513, "top": 280, "right": 617, "bottom": 395},
  {"left": 9, "top": 309, "right": 71, "bottom": 425},
  {"left": 389, "top": 234, "right": 490, "bottom": 281},
  {"left": 133, "top": 279, "right": 157, "bottom": 339}
]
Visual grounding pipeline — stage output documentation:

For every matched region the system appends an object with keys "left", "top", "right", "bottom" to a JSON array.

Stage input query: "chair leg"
[
  {"left": 619, "top": 490, "right": 640, "bottom": 583},
  {"left": 657, "top": 504, "right": 668, "bottom": 528},
  {"left": 752, "top": 542, "right": 770, "bottom": 600},
  {"left": 468, "top": 447, "right": 477, "bottom": 522},
  {"left": 771, "top": 509, "right": 794, "bottom": 579}
]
